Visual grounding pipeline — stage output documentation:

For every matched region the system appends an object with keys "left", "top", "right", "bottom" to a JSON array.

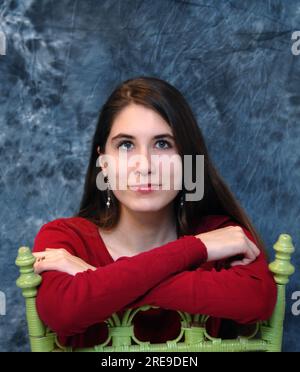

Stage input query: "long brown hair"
[{"left": 74, "top": 76, "right": 266, "bottom": 253}]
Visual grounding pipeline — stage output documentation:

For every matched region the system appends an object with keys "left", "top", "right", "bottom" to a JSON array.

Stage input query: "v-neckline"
[
  {"left": 96, "top": 226, "right": 117, "bottom": 263},
  {"left": 83, "top": 217, "right": 181, "bottom": 264},
  {"left": 81, "top": 218, "right": 117, "bottom": 263}
]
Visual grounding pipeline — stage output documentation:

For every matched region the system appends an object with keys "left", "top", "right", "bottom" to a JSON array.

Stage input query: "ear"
[
  {"left": 98, "top": 156, "right": 107, "bottom": 172},
  {"left": 97, "top": 146, "right": 105, "bottom": 168}
]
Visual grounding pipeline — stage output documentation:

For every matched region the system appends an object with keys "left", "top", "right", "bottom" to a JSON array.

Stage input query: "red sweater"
[{"left": 32, "top": 214, "right": 277, "bottom": 348}]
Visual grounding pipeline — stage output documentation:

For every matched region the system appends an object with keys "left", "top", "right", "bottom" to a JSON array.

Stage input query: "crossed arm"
[
  {"left": 32, "top": 219, "right": 277, "bottom": 337},
  {"left": 124, "top": 226, "right": 277, "bottom": 324},
  {"left": 125, "top": 252, "right": 277, "bottom": 324}
]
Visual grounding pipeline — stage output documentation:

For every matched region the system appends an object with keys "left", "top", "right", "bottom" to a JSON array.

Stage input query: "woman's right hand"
[
  {"left": 32, "top": 248, "right": 97, "bottom": 276},
  {"left": 195, "top": 225, "right": 260, "bottom": 266}
]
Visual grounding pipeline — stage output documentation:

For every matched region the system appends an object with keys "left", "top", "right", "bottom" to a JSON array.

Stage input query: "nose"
[{"left": 134, "top": 147, "right": 155, "bottom": 177}]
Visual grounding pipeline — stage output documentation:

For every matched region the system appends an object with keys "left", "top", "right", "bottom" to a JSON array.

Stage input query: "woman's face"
[{"left": 99, "top": 103, "right": 182, "bottom": 213}]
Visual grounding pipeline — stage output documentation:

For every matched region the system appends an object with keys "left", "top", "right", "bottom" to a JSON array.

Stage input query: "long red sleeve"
[
  {"left": 32, "top": 218, "right": 208, "bottom": 337},
  {"left": 126, "top": 221, "right": 278, "bottom": 325}
]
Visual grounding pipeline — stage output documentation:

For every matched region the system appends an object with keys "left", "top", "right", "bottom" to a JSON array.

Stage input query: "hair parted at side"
[{"left": 74, "top": 76, "right": 267, "bottom": 254}]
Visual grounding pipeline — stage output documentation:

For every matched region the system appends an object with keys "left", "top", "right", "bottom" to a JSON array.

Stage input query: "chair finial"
[
  {"left": 16, "top": 246, "right": 41, "bottom": 297},
  {"left": 269, "top": 234, "right": 295, "bottom": 285}
]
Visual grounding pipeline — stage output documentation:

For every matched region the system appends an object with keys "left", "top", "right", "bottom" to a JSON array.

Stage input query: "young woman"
[{"left": 32, "top": 76, "right": 277, "bottom": 348}]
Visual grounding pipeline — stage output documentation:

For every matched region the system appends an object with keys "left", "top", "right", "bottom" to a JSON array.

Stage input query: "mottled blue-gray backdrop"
[{"left": 0, "top": 0, "right": 299, "bottom": 352}]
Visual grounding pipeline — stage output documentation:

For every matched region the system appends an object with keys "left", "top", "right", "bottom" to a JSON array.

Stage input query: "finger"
[
  {"left": 243, "top": 243, "right": 256, "bottom": 261},
  {"left": 230, "top": 260, "right": 244, "bottom": 267},
  {"left": 244, "top": 237, "right": 260, "bottom": 260},
  {"left": 231, "top": 257, "right": 253, "bottom": 267},
  {"left": 33, "top": 260, "right": 44, "bottom": 274},
  {"left": 46, "top": 248, "right": 70, "bottom": 256},
  {"left": 34, "top": 257, "right": 58, "bottom": 274},
  {"left": 35, "top": 257, "right": 45, "bottom": 263},
  {"left": 231, "top": 246, "right": 256, "bottom": 266},
  {"left": 32, "top": 251, "right": 57, "bottom": 257},
  {"left": 32, "top": 252, "right": 48, "bottom": 257},
  {"left": 32, "top": 252, "right": 57, "bottom": 261},
  {"left": 34, "top": 261, "right": 48, "bottom": 274},
  {"left": 246, "top": 238, "right": 260, "bottom": 257}
]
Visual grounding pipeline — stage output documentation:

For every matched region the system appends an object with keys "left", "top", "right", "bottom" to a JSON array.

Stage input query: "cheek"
[
  {"left": 105, "top": 157, "right": 130, "bottom": 189},
  {"left": 116, "top": 165, "right": 130, "bottom": 188},
  {"left": 159, "top": 157, "right": 182, "bottom": 190}
]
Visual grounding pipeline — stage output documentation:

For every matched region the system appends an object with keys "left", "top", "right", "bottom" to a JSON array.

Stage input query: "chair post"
[
  {"left": 262, "top": 234, "right": 295, "bottom": 351},
  {"left": 16, "top": 247, "right": 55, "bottom": 352}
]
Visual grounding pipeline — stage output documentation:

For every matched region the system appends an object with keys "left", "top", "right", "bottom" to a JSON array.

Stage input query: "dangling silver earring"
[
  {"left": 180, "top": 194, "right": 184, "bottom": 208},
  {"left": 106, "top": 189, "right": 111, "bottom": 209},
  {"left": 104, "top": 175, "right": 111, "bottom": 209}
]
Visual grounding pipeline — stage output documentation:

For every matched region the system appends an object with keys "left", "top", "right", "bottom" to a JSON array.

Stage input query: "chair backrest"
[{"left": 15, "top": 233, "right": 295, "bottom": 352}]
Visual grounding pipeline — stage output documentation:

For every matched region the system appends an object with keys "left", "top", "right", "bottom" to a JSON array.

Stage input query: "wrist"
[{"left": 195, "top": 233, "right": 213, "bottom": 262}]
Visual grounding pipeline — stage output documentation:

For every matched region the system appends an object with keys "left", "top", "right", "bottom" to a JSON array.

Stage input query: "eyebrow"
[{"left": 111, "top": 133, "right": 175, "bottom": 142}]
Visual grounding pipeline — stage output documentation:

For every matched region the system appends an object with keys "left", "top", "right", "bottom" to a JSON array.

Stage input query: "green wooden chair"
[{"left": 15, "top": 233, "right": 295, "bottom": 352}]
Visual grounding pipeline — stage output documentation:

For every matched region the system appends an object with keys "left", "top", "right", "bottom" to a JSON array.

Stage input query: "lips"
[
  {"left": 131, "top": 184, "right": 160, "bottom": 187},
  {"left": 129, "top": 184, "right": 161, "bottom": 191}
]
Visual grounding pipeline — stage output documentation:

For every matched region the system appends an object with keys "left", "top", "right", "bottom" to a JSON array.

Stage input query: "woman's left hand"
[{"left": 32, "top": 248, "right": 97, "bottom": 276}]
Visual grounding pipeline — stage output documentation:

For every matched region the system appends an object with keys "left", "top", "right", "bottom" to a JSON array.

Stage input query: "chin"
[
  {"left": 130, "top": 205, "right": 162, "bottom": 213},
  {"left": 127, "top": 201, "right": 167, "bottom": 212}
]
